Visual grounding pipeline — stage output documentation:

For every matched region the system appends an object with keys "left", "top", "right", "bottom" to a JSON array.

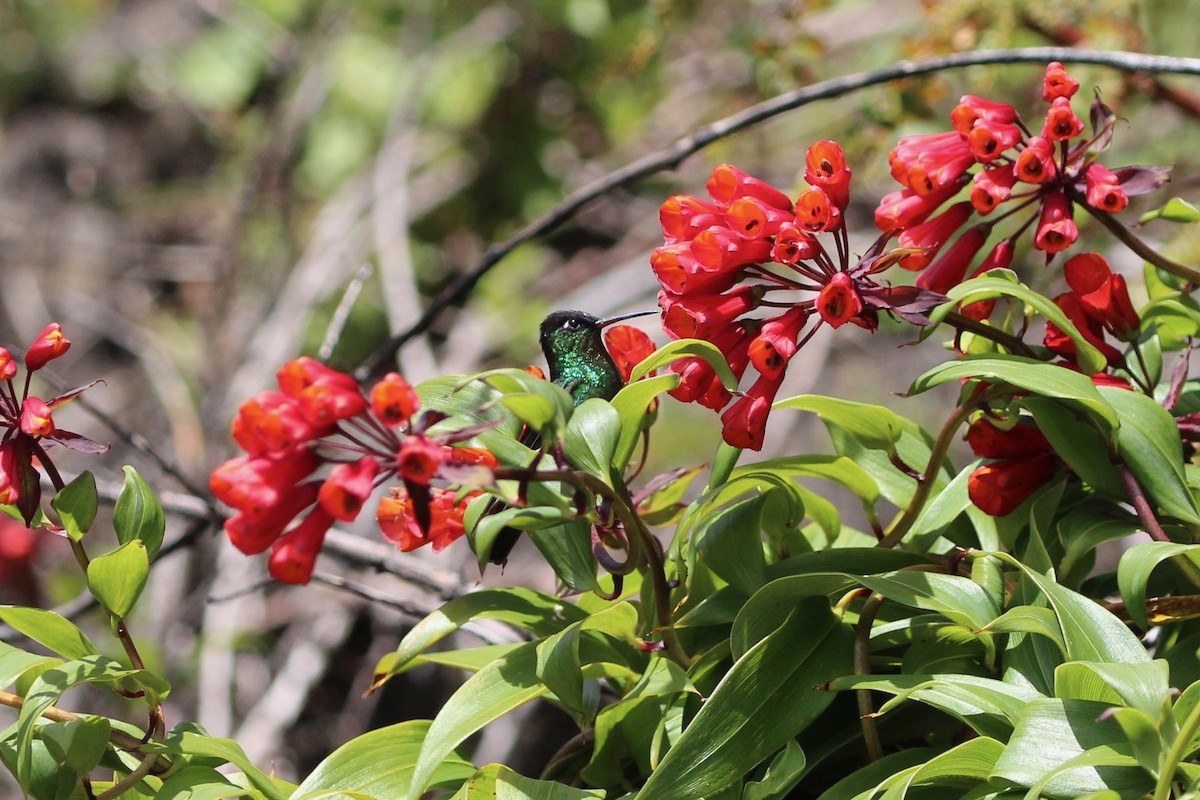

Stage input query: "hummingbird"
[{"left": 484, "top": 308, "right": 656, "bottom": 565}]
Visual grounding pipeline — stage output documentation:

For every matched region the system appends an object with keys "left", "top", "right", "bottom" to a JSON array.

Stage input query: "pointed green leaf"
[
  {"left": 529, "top": 519, "right": 598, "bottom": 593},
  {"left": 981, "top": 606, "right": 1066, "bottom": 655},
  {"left": 146, "top": 729, "right": 290, "bottom": 800},
  {"left": 694, "top": 495, "right": 768, "bottom": 596},
  {"left": 156, "top": 767, "right": 254, "bottom": 800},
  {"left": 449, "top": 763, "right": 605, "bottom": 799},
  {"left": 1054, "top": 661, "right": 1171, "bottom": 719},
  {"left": 1099, "top": 385, "right": 1200, "bottom": 524},
  {"left": 857, "top": 571, "right": 1000, "bottom": 631},
  {"left": 909, "top": 356, "right": 1117, "bottom": 432},
  {"left": 1023, "top": 397, "right": 1125, "bottom": 499},
  {"left": 629, "top": 339, "right": 737, "bottom": 388},
  {"left": 743, "top": 741, "right": 806, "bottom": 800},
  {"left": 562, "top": 398, "right": 620, "bottom": 483},
  {"left": 774, "top": 395, "right": 912, "bottom": 450},
  {"left": 86, "top": 540, "right": 149, "bottom": 618},
  {"left": 51, "top": 470, "right": 97, "bottom": 542},
  {"left": 0, "top": 606, "right": 99, "bottom": 660},
  {"left": 1139, "top": 196, "right": 1200, "bottom": 223},
  {"left": 635, "top": 598, "right": 852, "bottom": 799},
  {"left": 292, "top": 720, "right": 474, "bottom": 799},
  {"left": 611, "top": 373, "right": 679, "bottom": 470},
  {"left": 112, "top": 466, "right": 166, "bottom": 558},
  {"left": 1117, "top": 541, "right": 1198, "bottom": 630},
  {"left": 41, "top": 717, "right": 110, "bottom": 775}
]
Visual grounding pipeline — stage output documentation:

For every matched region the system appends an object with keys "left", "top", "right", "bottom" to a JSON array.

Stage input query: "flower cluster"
[
  {"left": 879, "top": 62, "right": 1169, "bottom": 296},
  {"left": 210, "top": 358, "right": 497, "bottom": 583},
  {"left": 1, "top": 324, "right": 108, "bottom": 525},
  {"left": 653, "top": 147, "right": 944, "bottom": 450},
  {"left": 1044, "top": 252, "right": 1139, "bottom": 383},
  {"left": 965, "top": 417, "right": 1058, "bottom": 516}
]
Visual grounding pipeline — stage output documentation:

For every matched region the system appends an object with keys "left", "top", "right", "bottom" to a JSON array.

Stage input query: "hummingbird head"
[{"left": 538, "top": 309, "right": 656, "bottom": 388}]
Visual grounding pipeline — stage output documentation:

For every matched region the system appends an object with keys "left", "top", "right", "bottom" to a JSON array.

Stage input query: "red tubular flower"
[
  {"left": 874, "top": 180, "right": 965, "bottom": 232},
  {"left": 1015, "top": 136, "right": 1058, "bottom": 184},
  {"left": 0, "top": 443, "right": 18, "bottom": 505},
  {"left": 319, "top": 456, "right": 381, "bottom": 521},
  {"left": 268, "top": 506, "right": 335, "bottom": 584},
  {"left": 897, "top": 202, "right": 972, "bottom": 270},
  {"left": 1034, "top": 191, "right": 1078, "bottom": 254},
  {"left": 706, "top": 163, "right": 794, "bottom": 210},
  {"left": 604, "top": 325, "right": 657, "bottom": 382},
  {"left": 19, "top": 397, "right": 53, "bottom": 437},
  {"left": 690, "top": 226, "right": 774, "bottom": 272},
  {"left": 890, "top": 131, "right": 975, "bottom": 195},
  {"left": 770, "top": 223, "right": 819, "bottom": 265},
  {"left": 968, "top": 453, "right": 1058, "bottom": 516},
  {"left": 225, "top": 482, "right": 321, "bottom": 555},
  {"left": 397, "top": 435, "right": 445, "bottom": 484},
  {"left": 277, "top": 357, "right": 367, "bottom": 426},
  {"left": 24, "top": 324, "right": 70, "bottom": 371},
  {"left": 1084, "top": 163, "right": 1129, "bottom": 213},
  {"left": 1044, "top": 292, "right": 1123, "bottom": 365},
  {"left": 378, "top": 488, "right": 472, "bottom": 552},
  {"left": 725, "top": 197, "right": 794, "bottom": 239},
  {"left": 795, "top": 188, "right": 841, "bottom": 233},
  {"left": 651, "top": 244, "right": 741, "bottom": 296},
  {"left": 210, "top": 448, "right": 322, "bottom": 516},
  {"left": 0, "top": 349, "right": 15, "bottom": 381},
  {"left": 916, "top": 225, "right": 989, "bottom": 294},
  {"left": 747, "top": 307, "right": 809, "bottom": 379},
  {"left": 371, "top": 373, "right": 421, "bottom": 427},
  {"left": 1043, "top": 61, "right": 1080, "bottom": 100},
  {"left": 660, "top": 195, "right": 724, "bottom": 243},
  {"left": 970, "top": 166, "right": 1018, "bottom": 215},
  {"left": 1042, "top": 97, "right": 1084, "bottom": 141},
  {"left": 720, "top": 372, "right": 785, "bottom": 451},
  {"left": 967, "top": 418, "right": 1052, "bottom": 458},
  {"left": 816, "top": 272, "right": 863, "bottom": 328},
  {"left": 951, "top": 95, "right": 1018, "bottom": 133},
  {"left": 668, "top": 323, "right": 752, "bottom": 408},
  {"left": 660, "top": 286, "right": 761, "bottom": 339},
  {"left": 967, "top": 121, "right": 1022, "bottom": 162},
  {"left": 805, "top": 140, "right": 852, "bottom": 210},
  {"left": 231, "top": 391, "right": 327, "bottom": 457},
  {"left": 1063, "top": 252, "right": 1140, "bottom": 338}
]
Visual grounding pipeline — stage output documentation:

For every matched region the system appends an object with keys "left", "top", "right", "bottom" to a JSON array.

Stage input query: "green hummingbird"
[{"left": 484, "top": 308, "right": 656, "bottom": 565}]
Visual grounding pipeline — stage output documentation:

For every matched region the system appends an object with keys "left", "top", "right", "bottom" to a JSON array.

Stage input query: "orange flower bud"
[{"left": 24, "top": 323, "right": 70, "bottom": 371}]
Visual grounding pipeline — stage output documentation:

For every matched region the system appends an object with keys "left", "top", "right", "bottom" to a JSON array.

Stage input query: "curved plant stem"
[
  {"left": 1083, "top": 203, "right": 1200, "bottom": 285},
  {"left": 877, "top": 399, "right": 980, "bottom": 549},
  {"left": 941, "top": 311, "right": 1038, "bottom": 357},
  {"left": 357, "top": 48, "right": 1200, "bottom": 380},
  {"left": 854, "top": 592, "right": 887, "bottom": 762},
  {"left": 1119, "top": 464, "right": 1171, "bottom": 543}
]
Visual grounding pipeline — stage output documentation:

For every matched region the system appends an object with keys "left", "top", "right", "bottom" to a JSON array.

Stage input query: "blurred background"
[{"left": 1, "top": 0, "right": 1199, "bottom": 788}]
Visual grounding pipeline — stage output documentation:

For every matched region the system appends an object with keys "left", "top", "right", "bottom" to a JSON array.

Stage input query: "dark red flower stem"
[{"left": 1118, "top": 464, "right": 1171, "bottom": 543}]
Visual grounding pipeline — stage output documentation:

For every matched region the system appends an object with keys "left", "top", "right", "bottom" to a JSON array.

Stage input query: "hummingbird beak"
[{"left": 597, "top": 309, "right": 658, "bottom": 328}]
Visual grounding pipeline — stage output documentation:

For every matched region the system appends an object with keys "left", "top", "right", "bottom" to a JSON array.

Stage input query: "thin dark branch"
[{"left": 355, "top": 47, "right": 1200, "bottom": 380}]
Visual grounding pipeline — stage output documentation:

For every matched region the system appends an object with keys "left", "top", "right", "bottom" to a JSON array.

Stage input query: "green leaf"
[
  {"left": 813, "top": 749, "right": 935, "bottom": 800},
  {"left": 147, "top": 729, "right": 290, "bottom": 800},
  {"left": 376, "top": 588, "right": 587, "bottom": 687},
  {"left": 16, "top": 656, "right": 137, "bottom": 785},
  {"left": 535, "top": 603, "right": 639, "bottom": 720},
  {"left": 0, "top": 606, "right": 100, "bottom": 660},
  {"left": 157, "top": 767, "right": 254, "bottom": 800},
  {"left": 944, "top": 277, "right": 1109, "bottom": 374},
  {"left": 611, "top": 373, "right": 679, "bottom": 471},
  {"left": 51, "top": 470, "right": 97, "bottom": 542},
  {"left": 742, "top": 740, "right": 806, "bottom": 800},
  {"left": 449, "top": 763, "right": 605, "bottom": 799},
  {"left": 112, "top": 466, "right": 166, "bottom": 558},
  {"left": 774, "top": 395, "right": 911, "bottom": 450},
  {"left": 981, "top": 606, "right": 1066, "bottom": 655},
  {"left": 1054, "top": 660, "right": 1171, "bottom": 719},
  {"left": 730, "top": 574, "right": 859, "bottom": 657},
  {"left": 1139, "top": 196, "right": 1200, "bottom": 223},
  {"left": 856, "top": 571, "right": 1000, "bottom": 631},
  {"left": 875, "top": 736, "right": 1005, "bottom": 797},
  {"left": 909, "top": 356, "right": 1118, "bottom": 432},
  {"left": 41, "top": 717, "right": 110, "bottom": 775},
  {"left": 1099, "top": 385, "right": 1200, "bottom": 524},
  {"left": 479, "top": 368, "right": 575, "bottom": 436},
  {"left": 562, "top": 398, "right": 620, "bottom": 483},
  {"left": 629, "top": 339, "right": 738, "bottom": 388},
  {"left": 733, "top": 456, "right": 880, "bottom": 506},
  {"left": 0, "top": 641, "right": 62, "bottom": 690},
  {"left": 694, "top": 495, "right": 769, "bottom": 596},
  {"left": 992, "top": 555, "right": 1150, "bottom": 664},
  {"left": 828, "top": 673, "right": 1038, "bottom": 740},
  {"left": 991, "top": 698, "right": 1151, "bottom": 798},
  {"left": 86, "top": 540, "right": 150, "bottom": 618},
  {"left": 529, "top": 519, "right": 599, "bottom": 593},
  {"left": 405, "top": 642, "right": 547, "bottom": 799},
  {"left": 292, "top": 720, "right": 474, "bottom": 799},
  {"left": 1117, "top": 541, "right": 1198, "bottom": 630},
  {"left": 1023, "top": 397, "right": 1125, "bottom": 499},
  {"left": 635, "top": 598, "right": 852, "bottom": 799}
]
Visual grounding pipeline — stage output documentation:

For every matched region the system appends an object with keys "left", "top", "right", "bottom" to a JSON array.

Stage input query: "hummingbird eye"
[{"left": 562, "top": 319, "right": 581, "bottom": 331}]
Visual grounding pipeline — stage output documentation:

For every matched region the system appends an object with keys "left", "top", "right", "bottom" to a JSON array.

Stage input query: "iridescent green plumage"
[{"left": 539, "top": 310, "right": 625, "bottom": 404}]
